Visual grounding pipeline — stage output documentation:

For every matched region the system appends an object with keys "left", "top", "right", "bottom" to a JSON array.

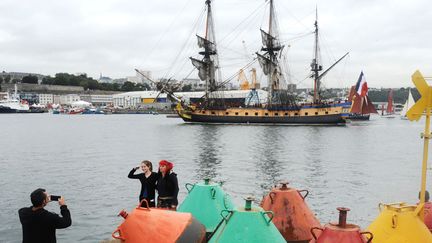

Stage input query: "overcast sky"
[{"left": 0, "top": 0, "right": 431, "bottom": 88}]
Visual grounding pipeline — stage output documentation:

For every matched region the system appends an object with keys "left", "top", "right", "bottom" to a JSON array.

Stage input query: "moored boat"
[
  {"left": 174, "top": 0, "right": 347, "bottom": 125},
  {"left": 400, "top": 88, "right": 415, "bottom": 119},
  {"left": 381, "top": 89, "right": 396, "bottom": 118},
  {"left": 342, "top": 72, "right": 378, "bottom": 121}
]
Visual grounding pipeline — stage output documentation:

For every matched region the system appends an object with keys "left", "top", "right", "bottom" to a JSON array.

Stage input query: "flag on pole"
[{"left": 355, "top": 71, "right": 368, "bottom": 97}]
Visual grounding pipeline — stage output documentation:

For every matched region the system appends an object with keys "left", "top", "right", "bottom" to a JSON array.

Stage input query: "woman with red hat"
[{"left": 156, "top": 160, "right": 179, "bottom": 210}]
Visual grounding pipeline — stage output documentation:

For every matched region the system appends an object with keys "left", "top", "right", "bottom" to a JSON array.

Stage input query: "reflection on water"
[
  {"left": 194, "top": 125, "right": 222, "bottom": 181},
  {"left": 254, "top": 126, "right": 284, "bottom": 193}
]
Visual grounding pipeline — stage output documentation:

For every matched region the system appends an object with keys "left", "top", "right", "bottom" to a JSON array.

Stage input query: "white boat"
[
  {"left": 0, "top": 84, "right": 30, "bottom": 113},
  {"left": 400, "top": 89, "right": 415, "bottom": 120}
]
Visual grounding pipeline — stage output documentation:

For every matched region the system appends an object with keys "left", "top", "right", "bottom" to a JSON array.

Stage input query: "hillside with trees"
[{"left": 41, "top": 73, "right": 151, "bottom": 92}]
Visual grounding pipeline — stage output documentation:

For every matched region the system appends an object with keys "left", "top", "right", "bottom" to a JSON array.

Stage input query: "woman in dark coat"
[
  {"left": 156, "top": 160, "right": 179, "bottom": 210},
  {"left": 128, "top": 160, "right": 158, "bottom": 207}
]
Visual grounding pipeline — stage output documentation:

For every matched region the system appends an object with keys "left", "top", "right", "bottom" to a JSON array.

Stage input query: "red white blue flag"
[{"left": 355, "top": 71, "right": 368, "bottom": 97}]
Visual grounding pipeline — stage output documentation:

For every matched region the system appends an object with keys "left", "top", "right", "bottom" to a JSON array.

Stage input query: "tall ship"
[{"left": 175, "top": 0, "right": 347, "bottom": 124}]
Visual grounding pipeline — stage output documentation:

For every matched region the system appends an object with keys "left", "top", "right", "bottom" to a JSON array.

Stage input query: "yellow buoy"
[
  {"left": 367, "top": 203, "right": 432, "bottom": 242},
  {"left": 367, "top": 71, "right": 432, "bottom": 242}
]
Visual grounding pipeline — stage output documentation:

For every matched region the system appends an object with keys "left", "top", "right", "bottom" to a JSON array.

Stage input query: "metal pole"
[{"left": 420, "top": 90, "right": 431, "bottom": 221}]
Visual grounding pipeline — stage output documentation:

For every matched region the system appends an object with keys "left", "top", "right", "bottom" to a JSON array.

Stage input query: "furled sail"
[
  {"left": 190, "top": 57, "right": 208, "bottom": 81},
  {"left": 196, "top": 35, "right": 216, "bottom": 54},
  {"left": 260, "top": 29, "right": 281, "bottom": 50},
  {"left": 257, "top": 53, "right": 277, "bottom": 76}
]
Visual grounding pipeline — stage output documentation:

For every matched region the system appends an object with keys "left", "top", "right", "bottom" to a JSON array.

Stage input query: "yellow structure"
[
  {"left": 238, "top": 68, "right": 260, "bottom": 90},
  {"left": 367, "top": 203, "right": 432, "bottom": 242},
  {"left": 238, "top": 69, "right": 250, "bottom": 90},
  {"left": 367, "top": 71, "right": 432, "bottom": 242},
  {"left": 142, "top": 98, "right": 155, "bottom": 104}
]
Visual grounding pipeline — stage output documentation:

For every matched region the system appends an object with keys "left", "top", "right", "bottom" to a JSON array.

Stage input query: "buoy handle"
[
  {"left": 298, "top": 190, "right": 309, "bottom": 199},
  {"left": 185, "top": 183, "right": 195, "bottom": 193},
  {"left": 112, "top": 228, "right": 126, "bottom": 240},
  {"left": 360, "top": 231, "right": 374, "bottom": 243},
  {"left": 220, "top": 210, "right": 233, "bottom": 222},
  {"left": 223, "top": 194, "right": 229, "bottom": 209},
  {"left": 210, "top": 188, "right": 216, "bottom": 199},
  {"left": 269, "top": 192, "right": 276, "bottom": 204},
  {"left": 137, "top": 199, "right": 151, "bottom": 210},
  {"left": 261, "top": 211, "right": 274, "bottom": 225},
  {"left": 391, "top": 214, "right": 398, "bottom": 228},
  {"left": 310, "top": 227, "right": 323, "bottom": 240}
]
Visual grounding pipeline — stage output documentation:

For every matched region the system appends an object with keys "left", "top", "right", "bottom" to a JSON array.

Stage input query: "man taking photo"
[{"left": 19, "top": 188, "right": 72, "bottom": 243}]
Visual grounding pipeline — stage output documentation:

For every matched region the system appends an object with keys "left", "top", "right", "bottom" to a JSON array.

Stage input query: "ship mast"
[
  {"left": 257, "top": 0, "right": 283, "bottom": 106},
  {"left": 190, "top": 0, "right": 219, "bottom": 101},
  {"left": 311, "top": 9, "right": 322, "bottom": 104}
]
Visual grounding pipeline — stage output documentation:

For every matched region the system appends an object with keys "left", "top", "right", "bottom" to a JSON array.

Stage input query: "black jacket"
[
  {"left": 128, "top": 168, "right": 158, "bottom": 203},
  {"left": 18, "top": 205, "right": 71, "bottom": 243},
  {"left": 156, "top": 172, "right": 179, "bottom": 205}
]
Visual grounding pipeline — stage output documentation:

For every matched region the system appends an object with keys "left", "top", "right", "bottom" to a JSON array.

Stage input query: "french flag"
[{"left": 355, "top": 71, "right": 368, "bottom": 97}]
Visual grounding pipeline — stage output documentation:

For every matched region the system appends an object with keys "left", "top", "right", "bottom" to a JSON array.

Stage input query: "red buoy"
[
  {"left": 260, "top": 181, "right": 321, "bottom": 242},
  {"left": 310, "top": 207, "right": 373, "bottom": 243}
]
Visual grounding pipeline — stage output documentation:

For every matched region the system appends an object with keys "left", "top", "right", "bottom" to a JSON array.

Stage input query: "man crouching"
[{"left": 19, "top": 188, "right": 72, "bottom": 243}]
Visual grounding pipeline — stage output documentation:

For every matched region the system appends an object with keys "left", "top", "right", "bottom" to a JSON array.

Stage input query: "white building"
[
  {"left": 126, "top": 70, "right": 152, "bottom": 86},
  {"left": 112, "top": 90, "right": 268, "bottom": 108},
  {"left": 38, "top": 94, "right": 54, "bottom": 105},
  {"left": 59, "top": 94, "right": 80, "bottom": 105},
  {"left": 90, "top": 94, "right": 113, "bottom": 106}
]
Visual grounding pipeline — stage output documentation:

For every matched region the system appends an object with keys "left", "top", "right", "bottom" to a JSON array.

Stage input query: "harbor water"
[{"left": 0, "top": 114, "right": 429, "bottom": 242}]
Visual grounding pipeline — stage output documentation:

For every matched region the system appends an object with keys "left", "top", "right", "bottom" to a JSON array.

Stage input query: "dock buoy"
[
  {"left": 178, "top": 178, "right": 235, "bottom": 235},
  {"left": 112, "top": 200, "right": 206, "bottom": 243},
  {"left": 310, "top": 207, "right": 372, "bottom": 243},
  {"left": 260, "top": 181, "right": 320, "bottom": 243},
  {"left": 367, "top": 202, "right": 432, "bottom": 243},
  {"left": 208, "top": 196, "right": 285, "bottom": 243}
]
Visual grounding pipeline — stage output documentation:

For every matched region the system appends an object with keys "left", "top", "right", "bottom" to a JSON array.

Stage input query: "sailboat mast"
[
  {"left": 269, "top": 0, "right": 273, "bottom": 35},
  {"left": 311, "top": 9, "right": 322, "bottom": 104},
  {"left": 205, "top": 0, "right": 210, "bottom": 39},
  {"left": 268, "top": 0, "right": 274, "bottom": 105},
  {"left": 204, "top": 0, "right": 211, "bottom": 99},
  {"left": 190, "top": 0, "right": 219, "bottom": 102}
]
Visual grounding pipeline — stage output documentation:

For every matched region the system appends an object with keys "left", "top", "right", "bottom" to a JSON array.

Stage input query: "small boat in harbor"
[
  {"left": 343, "top": 72, "right": 378, "bottom": 120},
  {"left": 400, "top": 88, "right": 415, "bottom": 119},
  {"left": 381, "top": 89, "right": 396, "bottom": 118},
  {"left": 0, "top": 85, "right": 30, "bottom": 113}
]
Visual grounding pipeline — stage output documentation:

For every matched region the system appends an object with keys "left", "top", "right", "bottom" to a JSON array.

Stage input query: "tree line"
[
  {"left": 0, "top": 73, "right": 151, "bottom": 92},
  {"left": 41, "top": 73, "right": 151, "bottom": 92},
  {"left": 368, "top": 88, "right": 419, "bottom": 104}
]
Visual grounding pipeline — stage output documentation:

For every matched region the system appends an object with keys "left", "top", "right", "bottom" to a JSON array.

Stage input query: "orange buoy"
[
  {"left": 310, "top": 207, "right": 372, "bottom": 243},
  {"left": 260, "top": 181, "right": 321, "bottom": 243},
  {"left": 112, "top": 200, "right": 206, "bottom": 243}
]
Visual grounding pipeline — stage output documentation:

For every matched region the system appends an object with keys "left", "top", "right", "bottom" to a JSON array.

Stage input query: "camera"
[{"left": 50, "top": 195, "right": 61, "bottom": 201}]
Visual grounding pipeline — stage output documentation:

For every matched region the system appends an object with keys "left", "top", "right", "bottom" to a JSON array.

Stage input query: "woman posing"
[
  {"left": 156, "top": 160, "right": 179, "bottom": 210},
  {"left": 128, "top": 160, "right": 158, "bottom": 207}
]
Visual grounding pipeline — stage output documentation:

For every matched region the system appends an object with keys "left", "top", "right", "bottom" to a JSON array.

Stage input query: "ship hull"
[
  {"left": 0, "top": 106, "right": 17, "bottom": 113},
  {"left": 346, "top": 113, "right": 370, "bottom": 120},
  {"left": 177, "top": 105, "right": 346, "bottom": 125},
  {"left": 184, "top": 113, "right": 344, "bottom": 124}
]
